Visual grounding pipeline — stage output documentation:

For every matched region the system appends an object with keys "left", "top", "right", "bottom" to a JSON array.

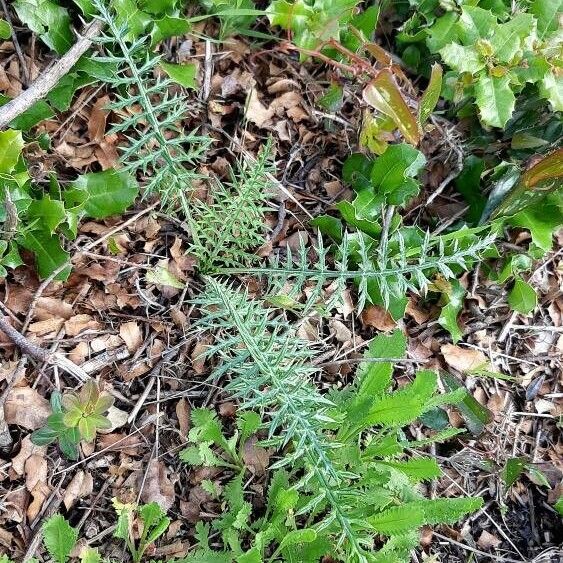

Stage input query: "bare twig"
[
  {"left": 0, "top": 0, "right": 30, "bottom": 85},
  {"left": 0, "top": 19, "right": 103, "bottom": 130},
  {"left": 0, "top": 315, "right": 90, "bottom": 382}
]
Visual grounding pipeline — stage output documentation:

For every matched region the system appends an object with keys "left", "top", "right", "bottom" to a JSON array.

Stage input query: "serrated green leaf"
[
  {"left": 416, "top": 496, "right": 484, "bottom": 524},
  {"left": 489, "top": 13, "right": 535, "bottom": 63},
  {"left": 266, "top": 0, "right": 313, "bottom": 32},
  {"left": 278, "top": 528, "right": 317, "bottom": 550},
  {"left": 541, "top": 71, "right": 563, "bottom": 112},
  {"left": 427, "top": 12, "right": 459, "bottom": 52},
  {"left": 531, "top": 0, "right": 563, "bottom": 39},
  {"left": 439, "top": 43, "right": 485, "bottom": 74},
  {"left": 370, "top": 143, "right": 426, "bottom": 206},
  {"left": 377, "top": 458, "right": 442, "bottom": 482},
  {"left": 475, "top": 74, "right": 516, "bottom": 128},
  {"left": 437, "top": 278, "right": 466, "bottom": 343},
  {"left": 27, "top": 196, "right": 66, "bottom": 234},
  {"left": 112, "top": 498, "right": 134, "bottom": 541},
  {"left": 368, "top": 505, "right": 425, "bottom": 535},
  {"left": 508, "top": 277, "right": 537, "bottom": 314},
  {"left": 42, "top": 514, "right": 77, "bottom": 563},
  {"left": 554, "top": 496, "right": 563, "bottom": 516},
  {"left": 457, "top": 6, "right": 497, "bottom": 44}
]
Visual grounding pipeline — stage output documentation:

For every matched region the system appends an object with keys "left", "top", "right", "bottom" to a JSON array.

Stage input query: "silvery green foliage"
[
  {"left": 188, "top": 139, "right": 274, "bottom": 272},
  {"left": 91, "top": 0, "right": 211, "bottom": 213},
  {"left": 216, "top": 229, "right": 496, "bottom": 314}
]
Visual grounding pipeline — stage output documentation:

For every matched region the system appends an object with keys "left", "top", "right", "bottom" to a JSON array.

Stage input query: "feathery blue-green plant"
[
  {"left": 189, "top": 138, "right": 274, "bottom": 272},
  {"left": 91, "top": 0, "right": 211, "bottom": 213},
  {"left": 190, "top": 279, "right": 483, "bottom": 562}
]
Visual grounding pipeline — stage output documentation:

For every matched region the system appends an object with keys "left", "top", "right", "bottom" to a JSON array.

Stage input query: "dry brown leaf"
[
  {"left": 69, "top": 341, "right": 89, "bottom": 365},
  {"left": 120, "top": 321, "right": 143, "bottom": 353},
  {"left": 330, "top": 319, "right": 352, "bottom": 343},
  {"left": 35, "top": 297, "right": 73, "bottom": 320},
  {"left": 63, "top": 471, "right": 94, "bottom": 510},
  {"left": 5, "top": 387, "right": 50, "bottom": 430},
  {"left": 441, "top": 344, "right": 489, "bottom": 372},
  {"left": 246, "top": 89, "right": 274, "bottom": 127},
  {"left": 97, "top": 432, "right": 143, "bottom": 456},
  {"left": 242, "top": 437, "right": 270, "bottom": 476},
  {"left": 140, "top": 459, "right": 175, "bottom": 511},
  {"left": 27, "top": 318, "right": 64, "bottom": 336},
  {"left": 191, "top": 337, "right": 211, "bottom": 375},
  {"left": 27, "top": 482, "right": 51, "bottom": 521},
  {"left": 361, "top": 305, "right": 397, "bottom": 332},
  {"left": 176, "top": 398, "right": 190, "bottom": 437},
  {"left": 11, "top": 436, "right": 47, "bottom": 477},
  {"left": 88, "top": 95, "right": 110, "bottom": 143},
  {"left": 477, "top": 530, "right": 502, "bottom": 549},
  {"left": 65, "top": 314, "right": 102, "bottom": 336},
  {"left": 25, "top": 454, "right": 47, "bottom": 492}
]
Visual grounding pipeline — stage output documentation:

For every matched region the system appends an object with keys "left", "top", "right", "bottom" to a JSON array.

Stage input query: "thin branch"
[
  {"left": 0, "top": 19, "right": 103, "bottom": 130},
  {"left": 0, "top": 0, "right": 30, "bottom": 85}
]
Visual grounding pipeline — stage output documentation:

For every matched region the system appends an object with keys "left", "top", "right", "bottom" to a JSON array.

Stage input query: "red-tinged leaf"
[
  {"left": 363, "top": 69, "right": 421, "bottom": 145},
  {"left": 492, "top": 148, "right": 563, "bottom": 218}
]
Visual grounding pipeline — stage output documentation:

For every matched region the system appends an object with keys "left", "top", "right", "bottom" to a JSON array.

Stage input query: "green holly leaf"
[
  {"left": 14, "top": 0, "right": 72, "bottom": 54},
  {"left": 19, "top": 230, "right": 70, "bottom": 280},
  {"left": 531, "top": 0, "right": 563, "bottom": 39},
  {"left": 475, "top": 74, "right": 516, "bottom": 128},
  {"left": 0, "top": 129, "right": 24, "bottom": 172},
  {"left": 161, "top": 62, "right": 198, "bottom": 89},
  {"left": 42, "top": 514, "right": 78, "bottom": 563},
  {"left": 151, "top": 15, "right": 191, "bottom": 45},
  {"left": 540, "top": 71, "right": 563, "bottom": 112},
  {"left": 427, "top": 12, "right": 459, "bottom": 52},
  {"left": 489, "top": 13, "right": 535, "bottom": 63},
  {"left": 439, "top": 43, "right": 485, "bottom": 74},
  {"left": 508, "top": 277, "right": 537, "bottom": 314},
  {"left": 266, "top": 0, "right": 313, "bottom": 32},
  {"left": 27, "top": 196, "right": 66, "bottom": 234},
  {"left": 64, "top": 169, "right": 138, "bottom": 219},
  {"left": 457, "top": 6, "right": 497, "bottom": 44}
]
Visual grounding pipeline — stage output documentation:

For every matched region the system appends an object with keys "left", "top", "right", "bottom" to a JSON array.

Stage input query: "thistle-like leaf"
[{"left": 91, "top": 0, "right": 210, "bottom": 213}]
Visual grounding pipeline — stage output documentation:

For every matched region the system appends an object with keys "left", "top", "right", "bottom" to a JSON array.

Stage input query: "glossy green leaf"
[
  {"left": 489, "top": 13, "right": 534, "bottom": 63},
  {"left": 503, "top": 457, "right": 527, "bottom": 488},
  {"left": 370, "top": 143, "right": 426, "bottom": 206},
  {"left": 540, "top": 71, "right": 563, "bottom": 112},
  {"left": 363, "top": 69, "right": 421, "bottom": 145},
  {"left": 278, "top": 528, "right": 317, "bottom": 550},
  {"left": 151, "top": 16, "right": 191, "bottom": 45},
  {"left": 554, "top": 496, "right": 563, "bottom": 516},
  {"left": 14, "top": 0, "right": 73, "bottom": 54},
  {"left": 418, "top": 63, "right": 442, "bottom": 126},
  {"left": 439, "top": 44, "right": 484, "bottom": 74},
  {"left": 475, "top": 74, "right": 516, "bottom": 128},
  {"left": 318, "top": 83, "right": 344, "bottom": 113},
  {"left": 27, "top": 196, "right": 66, "bottom": 234},
  {"left": 530, "top": 0, "right": 563, "bottom": 39},
  {"left": 0, "top": 129, "right": 24, "bottom": 172},
  {"left": 427, "top": 12, "right": 459, "bottom": 52},
  {"left": 19, "top": 230, "right": 70, "bottom": 280},
  {"left": 457, "top": 6, "right": 497, "bottom": 44},
  {"left": 310, "top": 215, "right": 343, "bottom": 241},
  {"left": 441, "top": 372, "right": 491, "bottom": 435},
  {"left": 65, "top": 169, "right": 138, "bottom": 219},
  {"left": 508, "top": 277, "right": 537, "bottom": 314},
  {"left": 0, "top": 19, "right": 11, "bottom": 39},
  {"left": 161, "top": 62, "right": 198, "bottom": 89}
]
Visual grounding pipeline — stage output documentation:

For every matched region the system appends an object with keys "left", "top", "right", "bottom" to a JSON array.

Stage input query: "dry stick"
[
  {"left": 432, "top": 532, "right": 525, "bottom": 563},
  {"left": 0, "top": 19, "right": 103, "bottom": 129},
  {"left": 0, "top": 315, "right": 90, "bottom": 382},
  {"left": 0, "top": 0, "right": 30, "bottom": 85}
]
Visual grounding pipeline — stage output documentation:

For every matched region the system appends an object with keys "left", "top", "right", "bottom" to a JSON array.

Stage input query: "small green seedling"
[{"left": 32, "top": 380, "right": 113, "bottom": 459}]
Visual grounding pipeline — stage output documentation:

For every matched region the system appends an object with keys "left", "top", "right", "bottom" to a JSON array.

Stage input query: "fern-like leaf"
[
  {"left": 215, "top": 229, "right": 496, "bottom": 313},
  {"left": 189, "top": 139, "right": 274, "bottom": 272},
  {"left": 91, "top": 0, "right": 210, "bottom": 212}
]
